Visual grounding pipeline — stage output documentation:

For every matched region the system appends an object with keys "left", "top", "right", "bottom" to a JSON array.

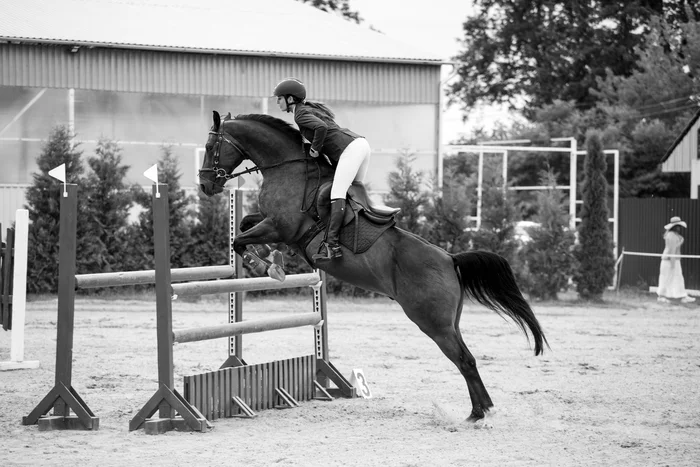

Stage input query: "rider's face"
[{"left": 277, "top": 96, "right": 290, "bottom": 112}]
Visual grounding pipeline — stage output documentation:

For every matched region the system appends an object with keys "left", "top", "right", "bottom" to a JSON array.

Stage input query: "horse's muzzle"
[{"left": 199, "top": 179, "right": 224, "bottom": 197}]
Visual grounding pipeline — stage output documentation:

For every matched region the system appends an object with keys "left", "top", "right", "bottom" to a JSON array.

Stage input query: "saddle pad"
[{"left": 339, "top": 213, "right": 395, "bottom": 254}]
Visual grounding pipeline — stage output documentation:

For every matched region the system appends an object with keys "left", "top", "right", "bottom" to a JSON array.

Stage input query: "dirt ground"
[{"left": 1, "top": 291, "right": 699, "bottom": 467}]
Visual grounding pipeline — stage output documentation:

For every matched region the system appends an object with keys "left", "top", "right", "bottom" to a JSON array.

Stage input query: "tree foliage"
[
  {"left": 573, "top": 131, "right": 615, "bottom": 301},
  {"left": 450, "top": 1, "right": 664, "bottom": 117},
  {"left": 449, "top": 1, "right": 700, "bottom": 120},
  {"left": 297, "top": 0, "right": 362, "bottom": 23},
  {"left": 467, "top": 171, "right": 519, "bottom": 265},
  {"left": 424, "top": 167, "right": 473, "bottom": 253},
  {"left": 384, "top": 152, "right": 431, "bottom": 235},
  {"left": 189, "top": 190, "right": 231, "bottom": 267},
  {"left": 125, "top": 146, "right": 195, "bottom": 270},
  {"left": 82, "top": 138, "right": 132, "bottom": 275},
  {"left": 519, "top": 169, "right": 576, "bottom": 300},
  {"left": 25, "top": 126, "right": 87, "bottom": 293}
]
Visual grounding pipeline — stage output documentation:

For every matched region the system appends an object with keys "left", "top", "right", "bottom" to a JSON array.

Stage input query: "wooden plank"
[{"left": 183, "top": 356, "right": 320, "bottom": 421}]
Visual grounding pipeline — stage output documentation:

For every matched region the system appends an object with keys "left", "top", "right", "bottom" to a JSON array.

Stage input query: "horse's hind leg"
[
  {"left": 431, "top": 326, "right": 494, "bottom": 421},
  {"left": 403, "top": 297, "right": 494, "bottom": 421}
]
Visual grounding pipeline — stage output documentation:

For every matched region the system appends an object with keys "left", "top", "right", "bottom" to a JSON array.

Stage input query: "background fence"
[{"left": 618, "top": 198, "right": 700, "bottom": 290}]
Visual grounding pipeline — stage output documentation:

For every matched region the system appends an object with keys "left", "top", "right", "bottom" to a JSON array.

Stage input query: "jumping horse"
[{"left": 198, "top": 111, "right": 548, "bottom": 421}]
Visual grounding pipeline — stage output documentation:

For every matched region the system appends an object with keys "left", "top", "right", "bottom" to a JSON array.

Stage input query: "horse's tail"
[{"left": 452, "top": 250, "right": 549, "bottom": 356}]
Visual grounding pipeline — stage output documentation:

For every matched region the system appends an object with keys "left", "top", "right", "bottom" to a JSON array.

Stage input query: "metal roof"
[{"left": 0, "top": 0, "right": 444, "bottom": 64}]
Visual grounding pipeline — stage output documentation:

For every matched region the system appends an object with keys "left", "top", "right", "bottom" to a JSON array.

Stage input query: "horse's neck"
[{"left": 241, "top": 131, "right": 300, "bottom": 169}]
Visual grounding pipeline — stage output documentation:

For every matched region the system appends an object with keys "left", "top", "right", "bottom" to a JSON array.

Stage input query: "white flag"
[
  {"left": 48, "top": 164, "right": 66, "bottom": 183},
  {"left": 143, "top": 164, "right": 158, "bottom": 184}
]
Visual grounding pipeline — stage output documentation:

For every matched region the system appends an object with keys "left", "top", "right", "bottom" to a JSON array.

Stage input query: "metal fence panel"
[{"left": 619, "top": 198, "right": 700, "bottom": 290}]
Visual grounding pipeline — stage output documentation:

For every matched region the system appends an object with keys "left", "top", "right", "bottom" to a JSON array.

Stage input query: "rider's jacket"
[{"left": 294, "top": 104, "right": 362, "bottom": 164}]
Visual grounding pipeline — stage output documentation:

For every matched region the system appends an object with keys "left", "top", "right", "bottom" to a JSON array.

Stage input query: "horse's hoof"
[
  {"left": 466, "top": 411, "right": 485, "bottom": 422},
  {"left": 267, "top": 264, "right": 286, "bottom": 282}
]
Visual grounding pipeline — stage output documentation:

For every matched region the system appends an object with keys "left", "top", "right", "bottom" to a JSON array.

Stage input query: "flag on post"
[
  {"left": 143, "top": 164, "right": 160, "bottom": 198},
  {"left": 48, "top": 164, "right": 67, "bottom": 197}
]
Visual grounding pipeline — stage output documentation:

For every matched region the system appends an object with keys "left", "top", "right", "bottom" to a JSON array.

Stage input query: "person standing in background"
[{"left": 657, "top": 216, "right": 695, "bottom": 303}]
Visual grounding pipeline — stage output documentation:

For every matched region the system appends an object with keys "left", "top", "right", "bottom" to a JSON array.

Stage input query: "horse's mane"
[{"left": 233, "top": 114, "right": 302, "bottom": 145}]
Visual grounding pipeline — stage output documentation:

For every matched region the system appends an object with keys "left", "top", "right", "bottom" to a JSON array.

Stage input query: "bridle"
[
  {"left": 198, "top": 125, "right": 255, "bottom": 181},
  {"left": 198, "top": 120, "right": 309, "bottom": 182}
]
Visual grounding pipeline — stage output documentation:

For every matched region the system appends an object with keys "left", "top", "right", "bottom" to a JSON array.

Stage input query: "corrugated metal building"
[
  {"left": 0, "top": 0, "right": 445, "bottom": 231},
  {"left": 661, "top": 108, "right": 700, "bottom": 199}
]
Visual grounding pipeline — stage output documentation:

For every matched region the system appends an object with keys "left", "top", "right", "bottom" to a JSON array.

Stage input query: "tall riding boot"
[{"left": 313, "top": 198, "right": 345, "bottom": 261}]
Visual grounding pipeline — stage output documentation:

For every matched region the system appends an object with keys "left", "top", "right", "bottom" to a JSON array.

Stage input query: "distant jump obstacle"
[
  {"left": 23, "top": 183, "right": 354, "bottom": 434},
  {"left": 1, "top": 209, "right": 40, "bottom": 371}
]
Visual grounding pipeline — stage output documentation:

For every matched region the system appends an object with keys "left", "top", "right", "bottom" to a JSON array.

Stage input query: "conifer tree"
[
  {"left": 424, "top": 167, "right": 473, "bottom": 253},
  {"left": 82, "top": 138, "right": 132, "bottom": 274},
  {"left": 25, "top": 126, "right": 85, "bottom": 293},
  {"left": 385, "top": 151, "right": 430, "bottom": 235},
  {"left": 467, "top": 171, "right": 519, "bottom": 264},
  {"left": 519, "top": 169, "right": 576, "bottom": 300},
  {"left": 189, "top": 190, "right": 230, "bottom": 267},
  {"left": 573, "top": 131, "right": 615, "bottom": 301},
  {"left": 125, "top": 146, "right": 195, "bottom": 270}
]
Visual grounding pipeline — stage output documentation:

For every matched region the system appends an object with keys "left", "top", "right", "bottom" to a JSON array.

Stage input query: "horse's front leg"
[{"left": 234, "top": 217, "right": 286, "bottom": 281}]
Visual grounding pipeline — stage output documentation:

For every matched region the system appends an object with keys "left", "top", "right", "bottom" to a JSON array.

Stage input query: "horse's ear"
[
  {"left": 226, "top": 112, "right": 232, "bottom": 120},
  {"left": 213, "top": 110, "right": 221, "bottom": 130}
]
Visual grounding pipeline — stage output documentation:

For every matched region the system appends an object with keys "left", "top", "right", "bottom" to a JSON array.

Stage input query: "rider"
[{"left": 273, "top": 77, "right": 371, "bottom": 261}]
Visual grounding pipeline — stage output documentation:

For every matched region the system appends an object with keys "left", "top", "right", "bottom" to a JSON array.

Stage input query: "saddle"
[{"left": 315, "top": 181, "right": 400, "bottom": 254}]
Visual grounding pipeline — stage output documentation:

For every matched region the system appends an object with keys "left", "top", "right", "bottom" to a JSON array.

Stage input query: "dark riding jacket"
[{"left": 294, "top": 104, "right": 361, "bottom": 164}]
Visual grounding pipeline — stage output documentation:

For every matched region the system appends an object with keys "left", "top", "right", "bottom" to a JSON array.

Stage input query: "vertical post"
[
  {"left": 54, "top": 184, "right": 78, "bottom": 417},
  {"left": 314, "top": 270, "right": 329, "bottom": 362},
  {"left": 569, "top": 139, "right": 578, "bottom": 231},
  {"left": 152, "top": 184, "right": 174, "bottom": 419},
  {"left": 9, "top": 210, "right": 31, "bottom": 363},
  {"left": 224, "top": 188, "right": 244, "bottom": 367},
  {"left": 612, "top": 150, "right": 620, "bottom": 259},
  {"left": 1, "top": 210, "right": 39, "bottom": 370},
  {"left": 24, "top": 183, "right": 98, "bottom": 429}
]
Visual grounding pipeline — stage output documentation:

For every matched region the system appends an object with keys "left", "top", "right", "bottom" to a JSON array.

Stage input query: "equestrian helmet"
[{"left": 273, "top": 78, "right": 306, "bottom": 101}]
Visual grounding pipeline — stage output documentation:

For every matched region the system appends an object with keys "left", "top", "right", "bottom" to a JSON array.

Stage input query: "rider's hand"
[{"left": 310, "top": 148, "right": 320, "bottom": 158}]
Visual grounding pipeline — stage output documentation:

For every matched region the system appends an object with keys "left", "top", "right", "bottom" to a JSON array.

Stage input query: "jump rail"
[
  {"left": 75, "top": 265, "right": 236, "bottom": 289},
  {"left": 171, "top": 272, "right": 320, "bottom": 297},
  {"left": 173, "top": 312, "right": 322, "bottom": 344}
]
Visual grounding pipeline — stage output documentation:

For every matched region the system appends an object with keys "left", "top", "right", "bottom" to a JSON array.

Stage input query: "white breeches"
[{"left": 331, "top": 138, "right": 371, "bottom": 200}]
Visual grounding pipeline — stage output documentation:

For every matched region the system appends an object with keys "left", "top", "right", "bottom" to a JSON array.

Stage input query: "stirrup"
[{"left": 312, "top": 242, "right": 342, "bottom": 261}]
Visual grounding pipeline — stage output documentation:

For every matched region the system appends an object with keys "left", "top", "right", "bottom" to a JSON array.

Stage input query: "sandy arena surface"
[{"left": 1, "top": 292, "right": 699, "bottom": 466}]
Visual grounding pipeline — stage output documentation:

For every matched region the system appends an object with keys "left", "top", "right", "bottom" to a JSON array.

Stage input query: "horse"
[{"left": 198, "top": 110, "right": 548, "bottom": 421}]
